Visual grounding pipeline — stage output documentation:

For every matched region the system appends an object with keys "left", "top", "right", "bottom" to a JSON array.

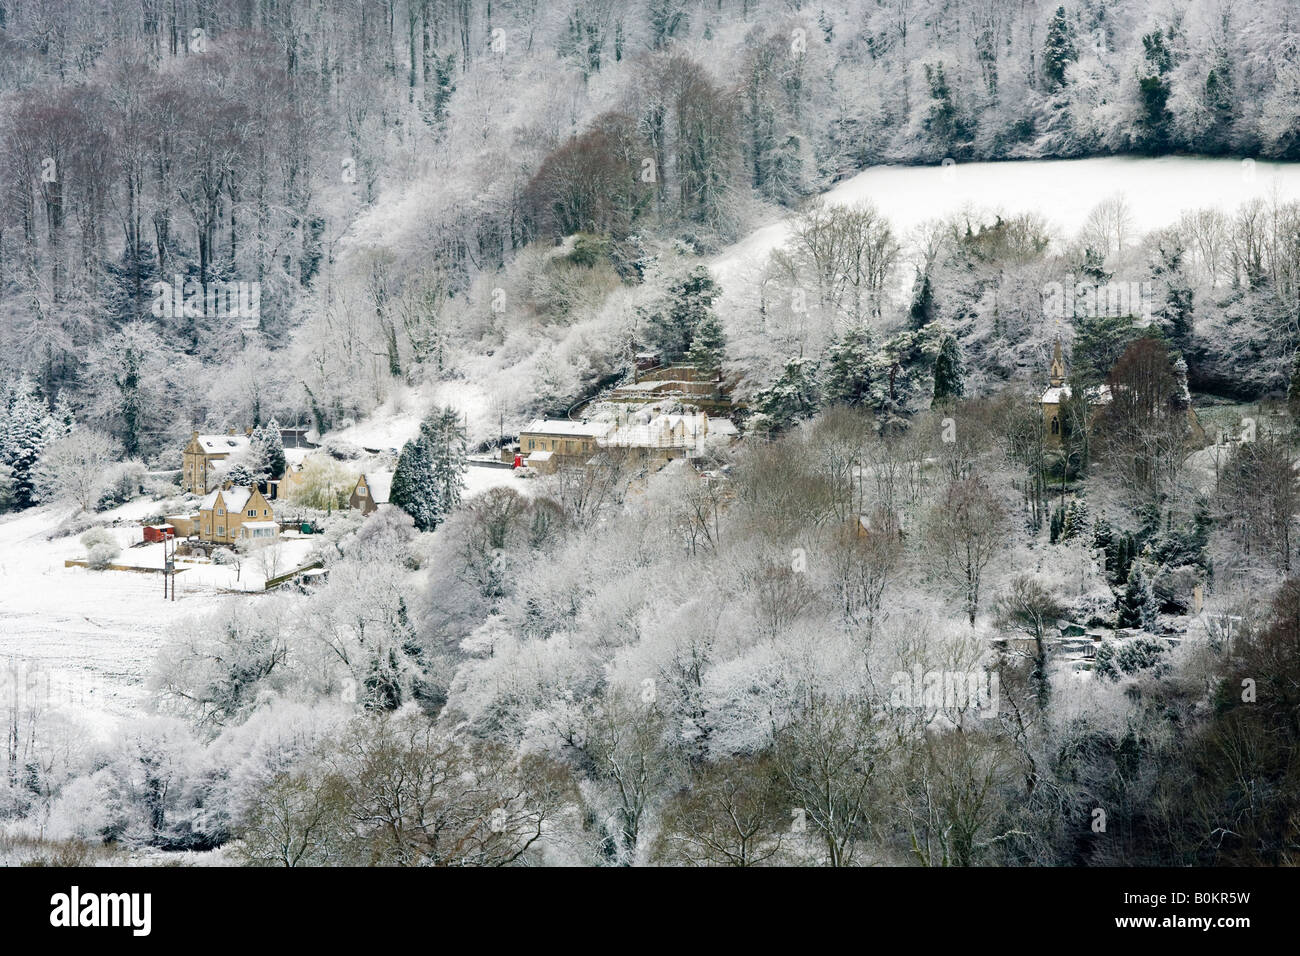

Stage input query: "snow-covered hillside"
[{"left": 712, "top": 156, "right": 1300, "bottom": 308}]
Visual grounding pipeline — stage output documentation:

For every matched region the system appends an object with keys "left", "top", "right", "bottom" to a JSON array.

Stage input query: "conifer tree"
[
  {"left": 1042, "top": 6, "right": 1077, "bottom": 90},
  {"left": 1118, "top": 562, "right": 1158, "bottom": 630},
  {"left": 391, "top": 406, "right": 466, "bottom": 532},
  {"left": 685, "top": 311, "right": 727, "bottom": 381},
  {"left": 0, "top": 381, "right": 54, "bottom": 509},
  {"left": 931, "top": 334, "right": 964, "bottom": 407},
  {"left": 821, "top": 325, "right": 879, "bottom": 407},
  {"left": 425, "top": 407, "right": 467, "bottom": 521},
  {"left": 256, "top": 419, "right": 287, "bottom": 480},
  {"left": 390, "top": 431, "right": 439, "bottom": 531}
]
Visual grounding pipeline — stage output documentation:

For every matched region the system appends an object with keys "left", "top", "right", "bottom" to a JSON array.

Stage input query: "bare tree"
[
  {"left": 652, "top": 756, "right": 788, "bottom": 866},
  {"left": 773, "top": 694, "right": 897, "bottom": 867},
  {"left": 926, "top": 476, "right": 1010, "bottom": 625},
  {"left": 994, "top": 574, "right": 1064, "bottom": 710},
  {"left": 35, "top": 429, "right": 118, "bottom": 511}
]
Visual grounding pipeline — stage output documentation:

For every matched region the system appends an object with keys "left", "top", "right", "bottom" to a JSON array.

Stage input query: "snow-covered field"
[
  {"left": 0, "top": 501, "right": 319, "bottom": 731},
  {"left": 329, "top": 378, "right": 498, "bottom": 451},
  {"left": 713, "top": 155, "right": 1300, "bottom": 300}
]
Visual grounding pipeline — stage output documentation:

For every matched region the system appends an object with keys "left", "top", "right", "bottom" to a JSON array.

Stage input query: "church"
[
  {"left": 1040, "top": 338, "right": 1206, "bottom": 448},
  {"left": 1040, "top": 340, "right": 1111, "bottom": 446}
]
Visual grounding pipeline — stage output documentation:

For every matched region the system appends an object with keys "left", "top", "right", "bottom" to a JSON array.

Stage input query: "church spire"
[{"left": 1049, "top": 338, "right": 1066, "bottom": 387}]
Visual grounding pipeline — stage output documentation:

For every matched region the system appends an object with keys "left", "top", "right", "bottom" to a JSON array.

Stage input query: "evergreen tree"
[
  {"left": 424, "top": 406, "right": 467, "bottom": 522},
  {"left": 931, "top": 334, "right": 964, "bottom": 406},
  {"left": 392, "top": 406, "right": 467, "bottom": 533},
  {"left": 0, "top": 462, "right": 14, "bottom": 513},
  {"left": 223, "top": 461, "right": 256, "bottom": 487},
  {"left": 1118, "top": 562, "right": 1158, "bottom": 630},
  {"left": 922, "top": 62, "right": 971, "bottom": 158},
  {"left": 254, "top": 418, "right": 283, "bottom": 478},
  {"left": 1136, "top": 29, "right": 1175, "bottom": 153},
  {"left": 908, "top": 270, "right": 934, "bottom": 328},
  {"left": 648, "top": 266, "right": 720, "bottom": 358},
  {"left": 1093, "top": 517, "right": 1113, "bottom": 571},
  {"left": 753, "top": 358, "right": 821, "bottom": 431},
  {"left": 0, "top": 381, "right": 54, "bottom": 509},
  {"left": 390, "top": 433, "right": 439, "bottom": 531},
  {"left": 821, "top": 325, "right": 880, "bottom": 407},
  {"left": 252, "top": 419, "right": 287, "bottom": 480},
  {"left": 1042, "top": 6, "right": 1077, "bottom": 90},
  {"left": 1153, "top": 242, "right": 1194, "bottom": 352},
  {"left": 685, "top": 310, "right": 727, "bottom": 381},
  {"left": 1062, "top": 496, "right": 1090, "bottom": 541}
]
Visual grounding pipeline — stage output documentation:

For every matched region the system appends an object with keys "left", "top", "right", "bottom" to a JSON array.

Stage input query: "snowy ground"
[
  {"left": 712, "top": 155, "right": 1300, "bottom": 304},
  {"left": 329, "top": 377, "right": 498, "bottom": 451},
  {"left": 0, "top": 501, "right": 318, "bottom": 732}
]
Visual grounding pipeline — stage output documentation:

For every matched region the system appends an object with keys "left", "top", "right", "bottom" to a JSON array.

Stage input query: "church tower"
[{"left": 1049, "top": 338, "right": 1066, "bottom": 387}]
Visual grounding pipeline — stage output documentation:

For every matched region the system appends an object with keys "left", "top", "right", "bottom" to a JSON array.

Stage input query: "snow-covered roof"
[
  {"left": 527, "top": 450, "right": 553, "bottom": 462},
  {"left": 1040, "top": 384, "right": 1113, "bottom": 405},
  {"left": 240, "top": 521, "right": 277, "bottom": 530},
  {"left": 603, "top": 413, "right": 708, "bottom": 451},
  {"left": 357, "top": 471, "right": 393, "bottom": 504},
  {"left": 200, "top": 486, "right": 256, "bottom": 512},
  {"left": 521, "top": 419, "right": 613, "bottom": 438},
  {"left": 195, "top": 433, "right": 250, "bottom": 454}
]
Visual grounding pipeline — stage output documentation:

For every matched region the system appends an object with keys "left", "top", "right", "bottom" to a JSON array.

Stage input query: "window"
[
  {"left": 1051, "top": 417, "right": 1060, "bottom": 435},
  {"left": 247, "top": 509, "right": 256, "bottom": 517},
  {"left": 217, "top": 526, "right": 225, "bottom": 536},
  {"left": 528, "top": 439, "right": 534, "bottom": 450},
  {"left": 263, "top": 509, "right": 269, "bottom": 516},
  {"left": 217, "top": 507, "right": 224, "bottom": 516}
]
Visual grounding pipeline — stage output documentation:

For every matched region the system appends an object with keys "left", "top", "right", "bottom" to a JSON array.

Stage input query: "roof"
[
  {"left": 527, "top": 449, "right": 554, "bottom": 461},
  {"left": 1041, "top": 384, "right": 1113, "bottom": 405},
  {"left": 194, "top": 433, "right": 250, "bottom": 454},
  {"left": 200, "top": 486, "right": 256, "bottom": 512},
  {"left": 356, "top": 471, "right": 393, "bottom": 504},
  {"left": 240, "top": 521, "right": 277, "bottom": 529},
  {"left": 521, "top": 419, "right": 613, "bottom": 438},
  {"left": 603, "top": 413, "right": 708, "bottom": 450}
]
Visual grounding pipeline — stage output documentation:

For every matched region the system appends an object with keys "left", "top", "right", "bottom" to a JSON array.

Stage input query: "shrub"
[
  {"left": 80, "top": 527, "right": 121, "bottom": 569},
  {"left": 96, "top": 460, "right": 148, "bottom": 511}
]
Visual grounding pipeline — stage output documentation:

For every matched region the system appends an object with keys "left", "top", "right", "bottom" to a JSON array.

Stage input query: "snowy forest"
[{"left": 2, "top": 0, "right": 1300, "bottom": 868}]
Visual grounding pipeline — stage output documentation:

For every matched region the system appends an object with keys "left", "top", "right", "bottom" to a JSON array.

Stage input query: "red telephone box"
[{"left": 513, "top": 454, "right": 523, "bottom": 468}]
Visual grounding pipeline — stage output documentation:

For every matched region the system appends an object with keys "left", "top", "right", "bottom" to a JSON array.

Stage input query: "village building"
[
  {"left": 518, "top": 419, "right": 614, "bottom": 459},
  {"left": 1041, "top": 339, "right": 1205, "bottom": 447},
  {"left": 525, "top": 449, "right": 556, "bottom": 474},
  {"left": 349, "top": 472, "right": 393, "bottom": 515},
  {"left": 1041, "top": 340, "right": 1112, "bottom": 446},
  {"left": 182, "top": 428, "right": 253, "bottom": 494},
  {"left": 197, "top": 484, "right": 276, "bottom": 545},
  {"left": 517, "top": 411, "right": 716, "bottom": 470},
  {"left": 603, "top": 411, "right": 709, "bottom": 459}
]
